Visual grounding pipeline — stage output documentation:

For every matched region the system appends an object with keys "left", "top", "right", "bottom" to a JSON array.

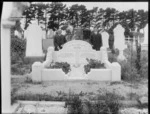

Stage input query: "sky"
[{"left": 61, "top": 2, "right": 148, "bottom": 11}]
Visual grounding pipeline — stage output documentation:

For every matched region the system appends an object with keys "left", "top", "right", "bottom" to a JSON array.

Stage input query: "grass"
[
  {"left": 11, "top": 77, "right": 148, "bottom": 101},
  {"left": 66, "top": 91, "right": 122, "bottom": 114},
  {"left": 11, "top": 77, "right": 148, "bottom": 114}
]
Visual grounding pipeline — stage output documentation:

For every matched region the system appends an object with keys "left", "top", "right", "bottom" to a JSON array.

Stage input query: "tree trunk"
[{"left": 135, "top": 35, "right": 141, "bottom": 75}]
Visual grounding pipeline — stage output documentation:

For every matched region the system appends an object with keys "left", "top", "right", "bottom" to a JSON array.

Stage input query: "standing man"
[
  {"left": 90, "top": 28, "right": 103, "bottom": 50},
  {"left": 54, "top": 29, "right": 67, "bottom": 51}
]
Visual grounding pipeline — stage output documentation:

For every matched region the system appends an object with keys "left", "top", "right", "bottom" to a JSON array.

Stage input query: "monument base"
[{"left": 24, "top": 56, "right": 45, "bottom": 64}]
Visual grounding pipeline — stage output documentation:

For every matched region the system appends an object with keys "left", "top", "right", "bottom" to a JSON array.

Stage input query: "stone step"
[{"left": 14, "top": 101, "right": 67, "bottom": 114}]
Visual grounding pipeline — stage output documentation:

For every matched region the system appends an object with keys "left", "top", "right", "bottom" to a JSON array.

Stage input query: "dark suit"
[
  {"left": 90, "top": 32, "right": 103, "bottom": 50},
  {"left": 54, "top": 34, "right": 66, "bottom": 51}
]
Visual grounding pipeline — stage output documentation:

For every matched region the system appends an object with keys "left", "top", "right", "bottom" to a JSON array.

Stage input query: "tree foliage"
[{"left": 22, "top": 2, "right": 148, "bottom": 36}]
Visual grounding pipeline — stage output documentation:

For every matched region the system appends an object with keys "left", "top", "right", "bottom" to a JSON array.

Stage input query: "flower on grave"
[
  {"left": 47, "top": 62, "right": 71, "bottom": 74},
  {"left": 84, "top": 58, "right": 106, "bottom": 74}
]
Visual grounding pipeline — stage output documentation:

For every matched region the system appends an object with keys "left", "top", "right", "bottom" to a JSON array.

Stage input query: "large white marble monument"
[
  {"left": 141, "top": 24, "right": 148, "bottom": 50},
  {"left": 114, "top": 24, "right": 127, "bottom": 61},
  {"left": 25, "top": 21, "right": 44, "bottom": 57},
  {"left": 32, "top": 40, "right": 121, "bottom": 81},
  {"left": 101, "top": 31, "right": 109, "bottom": 48}
]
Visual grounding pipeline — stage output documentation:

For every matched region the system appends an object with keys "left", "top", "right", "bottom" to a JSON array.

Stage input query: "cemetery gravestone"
[
  {"left": 141, "top": 24, "right": 148, "bottom": 50},
  {"left": 113, "top": 24, "right": 127, "bottom": 61},
  {"left": 47, "top": 29, "right": 55, "bottom": 39},
  {"left": 101, "top": 31, "right": 109, "bottom": 49},
  {"left": 25, "top": 21, "right": 44, "bottom": 57},
  {"left": 43, "top": 29, "right": 54, "bottom": 52},
  {"left": 32, "top": 40, "right": 121, "bottom": 81}
]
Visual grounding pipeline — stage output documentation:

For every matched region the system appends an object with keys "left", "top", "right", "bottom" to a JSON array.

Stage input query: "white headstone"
[
  {"left": 142, "top": 24, "right": 148, "bottom": 45},
  {"left": 101, "top": 31, "right": 109, "bottom": 48},
  {"left": 25, "top": 23, "right": 44, "bottom": 57},
  {"left": 47, "top": 29, "right": 54, "bottom": 39},
  {"left": 113, "top": 24, "right": 127, "bottom": 60},
  {"left": 61, "top": 30, "right": 66, "bottom": 35},
  {"left": 141, "top": 24, "right": 148, "bottom": 50}
]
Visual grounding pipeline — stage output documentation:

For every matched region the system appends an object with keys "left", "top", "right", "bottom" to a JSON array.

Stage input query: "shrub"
[
  {"left": 66, "top": 91, "right": 121, "bottom": 114},
  {"left": 11, "top": 87, "right": 20, "bottom": 105},
  {"left": 11, "top": 62, "right": 31, "bottom": 75},
  {"left": 108, "top": 47, "right": 147, "bottom": 82},
  {"left": 140, "top": 50, "right": 148, "bottom": 78},
  {"left": 11, "top": 37, "right": 26, "bottom": 64},
  {"left": 108, "top": 52, "right": 118, "bottom": 63},
  {"left": 119, "top": 60, "right": 140, "bottom": 81},
  {"left": 25, "top": 75, "right": 32, "bottom": 83},
  {"left": 67, "top": 95, "right": 83, "bottom": 114},
  {"left": 120, "top": 48, "right": 148, "bottom": 81},
  {"left": 84, "top": 59, "right": 106, "bottom": 74},
  {"left": 46, "top": 62, "right": 71, "bottom": 74}
]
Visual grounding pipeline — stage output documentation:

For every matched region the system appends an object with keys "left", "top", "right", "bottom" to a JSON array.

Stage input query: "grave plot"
[{"left": 31, "top": 40, "right": 121, "bottom": 82}]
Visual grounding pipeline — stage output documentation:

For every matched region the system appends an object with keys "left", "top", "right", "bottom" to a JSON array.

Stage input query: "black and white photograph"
[{"left": 1, "top": 2, "right": 148, "bottom": 113}]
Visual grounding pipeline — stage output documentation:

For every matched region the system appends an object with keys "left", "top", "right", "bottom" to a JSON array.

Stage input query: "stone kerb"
[
  {"left": 100, "top": 47, "right": 121, "bottom": 81},
  {"left": 42, "top": 69, "right": 68, "bottom": 81},
  {"left": 111, "top": 62, "right": 121, "bottom": 81},
  {"left": 32, "top": 62, "right": 43, "bottom": 82},
  {"left": 42, "top": 46, "right": 54, "bottom": 68},
  {"left": 87, "top": 69, "right": 112, "bottom": 81}
]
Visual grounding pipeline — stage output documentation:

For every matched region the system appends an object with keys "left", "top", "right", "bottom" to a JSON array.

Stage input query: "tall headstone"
[
  {"left": 25, "top": 21, "right": 44, "bottom": 57},
  {"left": 141, "top": 24, "right": 148, "bottom": 50},
  {"left": 113, "top": 24, "right": 127, "bottom": 60},
  {"left": 101, "top": 31, "right": 109, "bottom": 48}
]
